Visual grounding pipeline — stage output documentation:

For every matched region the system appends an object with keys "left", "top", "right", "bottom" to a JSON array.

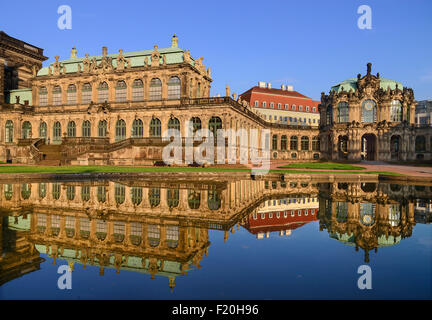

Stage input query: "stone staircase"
[{"left": 37, "top": 144, "right": 62, "bottom": 166}]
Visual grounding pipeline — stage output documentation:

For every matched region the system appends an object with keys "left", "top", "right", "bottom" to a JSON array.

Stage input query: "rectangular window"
[{"left": 82, "top": 89, "right": 92, "bottom": 104}]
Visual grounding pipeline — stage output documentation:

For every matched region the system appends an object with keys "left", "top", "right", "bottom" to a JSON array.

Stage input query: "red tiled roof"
[{"left": 241, "top": 86, "right": 311, "bottom": 99}]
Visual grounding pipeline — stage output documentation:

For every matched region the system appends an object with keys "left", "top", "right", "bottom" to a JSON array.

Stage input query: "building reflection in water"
[{"left": 0, "top": 178, "right": 431, "bottom": 289}]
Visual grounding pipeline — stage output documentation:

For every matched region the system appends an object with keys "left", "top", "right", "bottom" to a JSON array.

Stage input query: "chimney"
[
  {"left": 102, "top": 46, "right": 107, "bottom": 57},
  {"left": 258, "top": 81, "right": 266, "bottom": 88},
  {"left": 267, "top": 82, "right": 271, "bottom": 89},
  {"left": 281, "top": 85, "right": 286, "bottom": 91},
  {"left": 287, "top": 85, "right": 294, "bottom": 91}
]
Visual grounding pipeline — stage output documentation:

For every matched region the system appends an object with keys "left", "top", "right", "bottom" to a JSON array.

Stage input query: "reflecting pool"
[{"left": 0, "top": 177, "right": 431, "bottom": 299}]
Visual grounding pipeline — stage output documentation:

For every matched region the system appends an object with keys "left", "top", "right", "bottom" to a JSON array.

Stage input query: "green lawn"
[
  {"left": 273, "top": 169, "right": 404, "bottom": 176},
  {"left": 278, "top": 162, "right": 365, "bottom": 170},
  {"left": 0, "top": 165, "right": 404, "bottom": 176}
]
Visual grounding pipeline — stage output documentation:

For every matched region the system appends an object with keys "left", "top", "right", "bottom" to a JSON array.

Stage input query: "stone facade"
[{"left": 320, "top": 63, "right": 432, "bottom": 161}]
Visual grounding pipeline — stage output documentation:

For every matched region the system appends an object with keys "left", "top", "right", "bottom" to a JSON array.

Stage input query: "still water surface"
[{"left": 0, "top": 177, "right": 431, "bottom": 299}]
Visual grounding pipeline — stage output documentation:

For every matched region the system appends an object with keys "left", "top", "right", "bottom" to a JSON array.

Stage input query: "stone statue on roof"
[{"left": 70, "top": 46, "right": 77, "bottom": 59}]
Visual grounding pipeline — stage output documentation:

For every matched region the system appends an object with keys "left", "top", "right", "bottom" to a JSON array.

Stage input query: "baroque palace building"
[
  {"left": 319, "top": 63, "right": 432, "bottom": 161},
  {"left": 0, "top": 32, "right": 320, "bottom": 165}
]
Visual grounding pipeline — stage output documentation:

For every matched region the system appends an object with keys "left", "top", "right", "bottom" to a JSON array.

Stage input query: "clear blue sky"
[{"left": 1, "top": 0, "right": 431, "bottom": 101}]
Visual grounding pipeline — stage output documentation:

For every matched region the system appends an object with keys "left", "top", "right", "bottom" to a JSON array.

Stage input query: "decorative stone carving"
[
  {"left": 82, "top": 53, "right": 91, "bottom": 73},
  {"left": 53, "top": 56, "right": 62, "bottom": 76},
  {"left": 226, "top": 85, "right": 230, "bottom": 97},
  {"left": 116, "top": 49, "right": 131, "bottom": 71},
  {"left": 183, "top": 50, "right": 191, "bottom": 63},
  {"left": 151, "top": 45, "right": 160, "bottom": 67}
]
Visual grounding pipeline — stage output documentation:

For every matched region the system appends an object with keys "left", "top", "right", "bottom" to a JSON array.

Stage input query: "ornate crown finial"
[
  {"left": 171, "top": 33, "right": 178, "bottom": 48},
  {"left": 367, "top": 62, "right": 372, "bottom": 75},
  {"left": 71, "top": 46, "right": 77, "bottom": 59}
]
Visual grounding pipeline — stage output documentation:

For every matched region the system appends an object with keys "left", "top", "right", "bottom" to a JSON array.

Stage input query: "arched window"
[
  {"left": 98, "top": 82, "right": 109, "bottom": 103},
  {"left": 168, "top": 117, "right": 180, "bottom": 131},
  {"left": 209, "top": 116, "right": 222, "bottom": 138},
  {"left": 67, "top": 84, "right": 77, "bottom": 104},
  {"left": 281, "top": 135, "right": 287, "bottom": 151},
  {"left": 361, "top": 100, "right": 377, "bottom": 123},
  {"left": 197, "top": 82, "right": 201, "bottom": 98},
  {"left": 326, "top": 106, "right": 333, "bottom": 125},
  {"left": 148, "top": 225, "right": 160, "bottom": 247},
  {"left": 168, "top": 76, "right": 181, "bottom": 99},
  {"left": 67, "top": 121, "right": 76, "bottom": 137},
  {"left": 132, "top": 119, "right": 143, "bottom": 137},
  {"left": 115, "top": 80, "right": 127, "bottom": 102},
  {"left": 5, "top": 120, "right": 13, "bottom": 143},
  {"left": 167, "top": 189, "right": 179, "bottom": 208},
  {"left": 22, "top": 121, "right": 32, "bottom": 139},
  {"left": 53, "top": 122, "right": 61, "bottom": 142},
  {"left": 53, "top": 86, "right": 62, "bottom": 105},
  {"left": 114, "top": 183, "right": 125, "bottom": 204},
  {"left": 39, "top": 122, "right": 47, "bottom": 139},
  {"left": 4, "top": 184, "right": 13, "bottom": 200},
  {"left": 188, "top": 190, "right": 201, "bottom": 209},
  {"left": 149, "top": 118, "right": 161, "bottom": 137},
  {"left": 98, "top": 120, "right": 107, "bottom": 137},
  {"left": 115, "top": 119, "right": 126, "bottom": 141},
  {"left": 66, "top": 186, "right": 75, "bottom": 200},
  {"left": 131, "top": 187, "right": 143, "bottom": 205},
  {"left": 39, "top": 183, "right": 47, "bottom": 199},
  {"left": 390, "top": 100, "right": 402, "bottom": 122},
  {"left": 52, "top": 183, "right": 61, "bottom": 200},
  {"left": 149, "top": 78, "right": 162, "bottom": 100},
  {"left": 132, "top": 79, "right": 144, "bottom": 101},
  {"left": 97, "top": 186, "right": 106, "bottom": 203},
  {"left": 337, "top": 102, "right": 349, "bottom": 123},
  {"left": 82, "top": 120, "right": 91, "bottom": 137},
  {"left": 21, "top": 183, "right": 31, "bottom": 200},
  {"left": 190, "top": 117, "right": 201, "bottom": 133},
  {"left": 415, "top": 136, "right": 426, "bottom": 152},
  {"left": 336, "top": 202, "right": 348, "bottom": 223},
  {"left": 39, "top": 87, "right": 48, "bottom": 106},
  {"left": 81, "top": 186, "right": 90, "bottom": 202},
  {"left": 166, "top": 226, "right": 179, "bottom": 249},
  {"left": 208, "top": 186, "right": 221, "bottom": 210},
  {"left": 290, "top": 136, "right": 298, "bottom": 150},
  {"left": 149, "top": 188, "right": 160, "bottom": 207},
  {"left": 301, "top": 136, "right": 309, "bottom": 151},
  {"left": 312, "top": 136, "right": 320, "bottom": 151},
  {"left": 81, "top": 83, "right": 92, "bottom": 104},
  {"left": 272, "top": 135, "right": 278, "bottom": 150}
]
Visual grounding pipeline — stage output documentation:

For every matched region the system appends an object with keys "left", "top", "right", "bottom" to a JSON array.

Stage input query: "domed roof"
[{"left": 330, "top": 78, "right": 403, "bottom": 93}]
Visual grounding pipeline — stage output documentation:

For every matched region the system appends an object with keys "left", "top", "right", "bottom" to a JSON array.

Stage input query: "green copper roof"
[
  {"left": 8, "top": 215, "right": 31, "bottom": 231},
  {"left": 37, "top": 46, "right": 194, "bottom": 76},
  {"left": 330, "top": 78, "right": 403, "bottom": 93},
  {"left": 330, "top": 232, "right": 401, "bottom": 248},
  {"left": 34, "top": 244, "right": 191, "bottom": 277},
  {"left": 6, "top": 88, "right": 32, "bottom": 105}
]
